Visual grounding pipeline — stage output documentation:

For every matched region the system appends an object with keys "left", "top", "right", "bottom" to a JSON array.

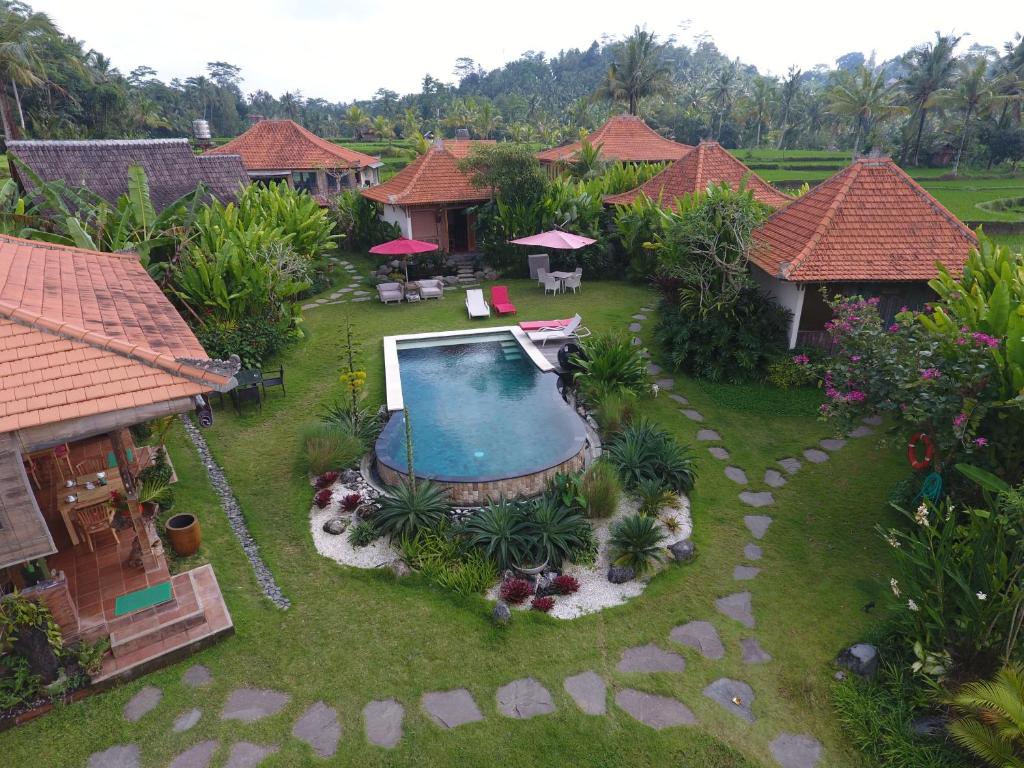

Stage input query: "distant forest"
[{"left": 1, "top": 1, "right": 1022, "bottom": 168}]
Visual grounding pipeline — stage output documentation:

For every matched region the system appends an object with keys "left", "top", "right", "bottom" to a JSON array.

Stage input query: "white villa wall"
[
  {"left": 381, "top": 205, "right": 413, "bottom": 238},
  {"left": 752, "top": 266, "right": 805, "bottom": 349}
]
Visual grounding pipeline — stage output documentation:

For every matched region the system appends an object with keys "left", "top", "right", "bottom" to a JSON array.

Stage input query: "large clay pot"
[{"left": 165, "top": 513, "right": 201, "bottom": 557}]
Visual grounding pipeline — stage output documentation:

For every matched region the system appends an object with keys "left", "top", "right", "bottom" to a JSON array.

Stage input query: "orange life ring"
[{"left": 907, "top": 433, "right": 934, "bottom": 471}]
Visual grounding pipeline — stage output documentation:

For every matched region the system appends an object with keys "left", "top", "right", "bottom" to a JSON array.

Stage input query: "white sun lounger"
[
  {"left": 465, "top": 288, "right": 490, "bottom": 319},
  {"left": 527, "top": 313, "right": 590, "bottom": 346}
]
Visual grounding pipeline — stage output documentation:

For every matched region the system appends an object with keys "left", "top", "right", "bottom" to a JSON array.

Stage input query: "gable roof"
[
  {"left": 207, "top": 119, "right": 382, "bottom": 171},
  {"left": 750, "top": 157, "right": 977, "bottom": 282},
  {"left": 440, "top": 139, "right": 497, "bottom": 158},
  {"left": 536, "top": 115, "right": 691, "bottom": 164},
  {"left": 605, "top": 140, "right": 793, "bottom": 209},
  {"left": 361, "top": 145, "right": 491, "bottom": 207},
  {"left": 0, "top": 235, "right": 236, "bottom": 434},
  {"left": 7, "top": 138, "right": 248, "bottom": 212}
]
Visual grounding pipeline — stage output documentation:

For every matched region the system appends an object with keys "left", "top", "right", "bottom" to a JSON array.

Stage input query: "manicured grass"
[{"left": 5, "top": 256, "right": 907, "bottom": 767}]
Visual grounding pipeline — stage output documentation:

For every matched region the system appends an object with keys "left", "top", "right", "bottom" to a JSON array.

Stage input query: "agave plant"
[
  {"left": 374, "top": 479, "right": 449, "bottom": 540},
  {"left": 607, "top": 418, "right": 697, "bottom": 493},
  {"left": 609, "top": 514, "right": 666, "bottom": 575},
  {"left": 528, "top": 495, "right": 590, "bottom": 567},
  {"left": 635, "top": 477, "right": 676, "bottom": 516},
  {"left": 463, "top": 499, "right": 533, "bottom": 572},
  {"left": 948, "top": 663, "right": 1024, "bottom": 768}
]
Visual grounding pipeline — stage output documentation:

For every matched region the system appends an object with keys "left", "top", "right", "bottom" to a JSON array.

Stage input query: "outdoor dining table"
[
  {"left": 548, "top": 271, "right": 575, "bottom": 291},
  {"left": 57, "top": 467, "right": 124, "bottom": 547}
]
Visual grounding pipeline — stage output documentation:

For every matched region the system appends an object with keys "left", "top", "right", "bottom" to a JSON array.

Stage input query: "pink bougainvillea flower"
[
  {"left": 850, "top": 355, "right": 861, "bottom": 362},
  {"left": 792, "top": 354, "right": 810, "bottom": 365},
  {"left": 973, "top": 437, "right": 988, "bottom": 447},
  {"left": 953, "top": 412, "right": 968, "bottom": 427},
  {"left": 920, "top": 368, "right": 942, "bottom": 380},
  {"left": 888, "top": 323, "right": 900, "bottom": 332},
  {"left": 972, "top": 332, "right": 1000, "bottom": 348}
]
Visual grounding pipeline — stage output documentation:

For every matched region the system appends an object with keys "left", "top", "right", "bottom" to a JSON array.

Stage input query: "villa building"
[
  {"left": 749, "top": 156, "right": 977, "bottom": 348},
  {"left": 537, "top": 114, "right": 691, "bottom": 166}
]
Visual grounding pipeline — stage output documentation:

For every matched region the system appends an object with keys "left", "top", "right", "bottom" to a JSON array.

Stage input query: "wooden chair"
[
  {"left": 23, "top": 456, "right": 42, "bottom": 490},
  {"left": 75, "top": 458, "right": 106, "bottom": 477},
  {"left": 260, "top": 366, "right": 286, "bottom": 397},
  {"left": 74, "top": 503, "right": 120, "bottom": 552},
  {"left": 51, "top": 443, "right": 73, "bottom": 480}
]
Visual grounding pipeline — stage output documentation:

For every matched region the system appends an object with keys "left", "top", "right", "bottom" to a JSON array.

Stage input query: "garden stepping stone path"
[
  {"left": 615, "top": 689, "right": 696, "bottom": 729},
  {"left": 763, "top": 469, "right": 786, "bottom": 488},
  {"left": 168, "top": 740, "right": 218, "bottom": 768},
  {"left": 703, "top": 678, "right": 756, "bottom": 723},
  {"left": 292, "top": 701, "right": 341, "bottom": 758},
  {"left": 225, "top": 742, "right": 278, "bottom": 768},
  {"left": 696, "top": 429, "right": 721, "bottom": 441},
  {"left": 632, "top": 314, "right": 647, "bottom": 320},
  {"left": 646, "top": 363, "right": 662, "bottom": 375},
  {"left": 725, "top": 466, "right": 748, "bottom": 484},
  {"left": 848, "top": 425, "right": 874, "bottom": 438},
  {"left": 862, "top": 414, "right": 883, "bottom": 426},
  {"left": 87, "top": 744, "right": 139, "bottom": 768},
  {"left": 655, "top": 378, "right": 674, "bottom": 390},
  {"left": 173, "top": 708, "right": 202, "bottom": 733},
  {"left": 777, "top": 457, "right": 802, "bottom": 474},
  {"left": 669, "top": 621, "right": 725, "bottom": 660},
  {"left": 802, "top": 448, "right": 829, "bottom": 463},
  {"left": 744, "top": 543, "right": 763, "bottom": 561},
  {"left": 744, "top": 515, "right": 773, "bottom": 539},
  {"left": 716, "top": 592, "right": 755, "bottom": 628},
  {"left": 741, "top": 637, "right": 773, "bottom": 664},
  {"left": 681, "top": 409, "right": 704, "bottom": 422},
  {"left": 563, "top": 671, "right": 607, "bottom": 715},
  {"left": 221, "top": 688, "right": 290, "bottom": 723},
  {"left": 820, "top": 438, "right": 846, "bottom": 452},
  {"left": 617, "top": 643, "right": 686, "bottom": 673},
  {"left": 363, "top": 699, "right": 404, "bottom": 748},
  {"left": 496, "top": 678, "right": 556, "bottom": 719},
  {"left": 629, "top": 322, "right": 642, "bottom": 332},
  {"left": 183, "top": 664, "right": 213, "bottom": 688},
  {"left": 708, "top": 446, "right": 730, "bottom": 460},
  {"left": 770, "top": 733, "right": 824, "bottom": 768},
  {"left": 668, "top": 393, "right": 689, "bottom": 405},
  {"left": 123, "top": 685, "right": 162, "bottom": 722},
  {"left": 422, "top": 689, "right": 484, "bottom": 729},
  {"left": 733, "top": 565, "right": 761, "bottom": 581},
  {"left": 739, "top": 490, "right": 774, "bottom": 507}
]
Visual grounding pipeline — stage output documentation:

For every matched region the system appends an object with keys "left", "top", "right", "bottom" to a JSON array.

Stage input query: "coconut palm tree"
[
  {"left": 371, "top": 115, "right": 393, "bottom": 144},
  {"left": 594, "top": 26, "right": 672, "bottom": 116},
  {"left": 775, "top": 67, "right": 802, "bottom": 150},
  {"left": 344, "top": 105, "right": 370, "bottom": 140},
  {"left": 939, "top": 58, "right": 997, "bottom": 175},
  {"left": 948, "top": 663, "right": 1024, "bottom": 768},
  {"left": 827, "top": 66, "right": 903, "bottom": 160},
  {"left": 0, "top": 3, "right": 58, "bottom": 140},
  {"left": 899, "top": 32, "right": 962, "bottom": 165},
  {"left": 709, "top": 60, "right": 739, "bottom": 140},
  {"left": 745, "top": 76, "right": 776, "bottom": 148},
  {"left": 473, "top": 102, "right": 502, "bottom": 139}
]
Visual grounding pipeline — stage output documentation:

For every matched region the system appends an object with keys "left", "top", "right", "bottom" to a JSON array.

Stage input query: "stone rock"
[
  {"left": 836, "top": 643, "right": 879, "bottom": 678},
  {"left": 834, "top": 671, "right": 847, "bottom": 681},
  {"left": 668, "top": 539, "right": 696, "bottom": 562},
  {"left": 183, "top": 664, "right": 212, "bottom": 688},
  {"left": 87, "top": 745, "right": 140, "bottom": 768},
  {"left": 322, "top": 517, "right": 348, "bottom": 535},
  {"left": 225, "top": 742, "right": 278, "bottom": 768},
  {"left": 563, "top": 671, "right": 606, "bottom": 715},
  {"left": 743, "top": 543, "right": 763, "bottom": 561},
  {"left": 640, "top": 306, "right": 653, "bottom": 312},
  {"left": 708, "top": 446, "right": 730, "bottom": 460},
  {"left": 617, "top": 644, "right": 686, "bottom": 673},
  {"left": 655, "top": 378, "right": 674, "bottom": 390},
  {"left": 739, "top": 491, "right": 774, "bottom": 507},
  {"left": 292, "top": 701, "right": 341, "bottom": 758},
  {"left": 631, "top": 336, "right": 642, "bottom": 346},
  {"left": 696, "top": 429, "right": 721, "bottom": 441},
  {"left": 716, "top": 592, "right": 755, "bottom": 628},
  {"left": 848, "top": 425, "right": 874, "bottom": 438},
  {"left": 173, "top": 708, "right": 202, "bottom": 733},
  {"left": 770, "top": 733, "right": 824, "bottom": 768},
  {"left": 668, "top": 393, "right": 689, "bottom": 406},
  {"left": 352, "top": 297, "right": 370, "bottom": 303},
  {"left": 496, "top": 677, "right": 555, "bottom": 719},
  {"left": 803, "top": 448, "right": 829, "bottom": 463},
  {"left": 744, "top": 515, "right": 773, "bottom": 539},
  {"left": 741, "top": 638, "right": 772, "bottom": 664},
  {"left": 733, "top": 565, "right": 761, "bottom": 581},
  {"left": 725, "top": 466, "right": 748, "bottom": 484},
  {"left": 911, "top": 714, "right": 947, "bottom": 738},
  {"left": 221, "top": 688, "right": 290, "bottom": 723},
  {"left": 646, "top": 363, "right": 662, "bottom": 376},
  {"left": 422, "top": 689, "right": 484, "bottom": 729},
  {"left": 763, "top": 469, "right": 786, "bottom": 488},
  {"left": 628, "top": 323, "right": 642, "bottom": 332},
  {"left": 681, "top": 409, "right": 704, "bottom": 422},
  {"left": 14, "top": 626, "right": 59, "bottom": 684},
  {"left": 778, "top": 457, "right": 802, "bottom": 474},
  {"left": 669, "top": 621, "right": 724, "bottom": 660},
  {"left": 341, "top": 469, "right": 361, "bottom": 484},
  {"left": 364, "top": 699, "right": 404, "bottom": 748},
  {"left": 820, "top": 438, "right": 847, "bottom": 452},
  {"left": 124, "top": 685, "right": 162, "bottom": 722},
  {"left": 615, "top": 689, "right": 696, "bottom": 729},
  {"left": 632, "top": 314, "right": 647, "bottom": 321},
  {"left": 862, "top": 414, "right": 883, "bottom": 426},
  {"left": 169, "top": 740, "right": 218, "bottom": 768},
  {"left": 493, "top": 600, "right": 512, "bottom": 625},
  {"left": 607, "top": 565, "right": 635, "bottom": 584},
  {"left": 387, "top": 558, "right": 412, "bottom": 578},
  {"left": 703, "top": 678, "right": 756, "bottom": 722}
]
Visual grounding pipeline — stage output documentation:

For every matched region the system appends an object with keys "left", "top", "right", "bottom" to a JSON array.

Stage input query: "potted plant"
[
  {"left": 165, "top": 511, "right": 201, "bottom": 557},
  {"left": 136, "top": 476, "right": 172, "bottom": 520}
]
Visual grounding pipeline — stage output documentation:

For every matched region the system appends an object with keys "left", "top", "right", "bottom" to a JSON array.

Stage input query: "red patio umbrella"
[{"left": 369, "top": 237, "right": 439, "bottom": 282}]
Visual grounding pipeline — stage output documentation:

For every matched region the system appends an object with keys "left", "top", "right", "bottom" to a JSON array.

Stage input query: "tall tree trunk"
[
  {"left": 851, "top": 122, "right": 862, "bottom": 162},
  {"left": 952, "top": 107, "right": 973, "bottom": 177},
  {"left": 12, "top": 80, "right": 25, "bottom": 132},
  {"left": 0, "top": 87, "right": 18, "bottom": 141},
  {"left": 755, "top": 120, "right": 761, "bottom": 149},
  {"left": 629, "top": 92, "right": 637, "bottom": 116},
  {"left": 776, "top": 107, "right": 789, "bottom": 150},
  {"left": 912, "top": 106, "right": 928, "bottom": 166}
]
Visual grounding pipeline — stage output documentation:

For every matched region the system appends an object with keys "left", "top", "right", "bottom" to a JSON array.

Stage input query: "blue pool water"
[{"left": 375, "top": 333, "right": 586, "bottom": 482}]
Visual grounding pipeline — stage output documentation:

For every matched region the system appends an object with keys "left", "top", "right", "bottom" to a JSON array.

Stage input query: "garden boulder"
[
  {"left": 493, "top": 600, "right": 512, "bottom": 625},
  {"left": 668, "top": 539, "right": 696, "bottom": 562},
  {"left": 322, "top": 518, "right": 348, "bottom": 535},
  {"left": 607, "top": 566, "right": 635, "bottom": 584},
  {"left": 836, "top": 643, "right": 879, "bottom": 678}
]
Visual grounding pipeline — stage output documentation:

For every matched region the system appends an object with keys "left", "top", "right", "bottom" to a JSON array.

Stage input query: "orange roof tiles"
[
  {"left": 361, "top": 144, "right": 491, "bottom": 207},
  {"left": 441, "top": 139, "right": 496, "bottom": 158},
  {"left": 750, "top": 157, "right": 977, "bottom": 282},
  {"left": 536, "top": 115, "right": 691, "bottom": 164},
  {"left": 0, "top": 235, "right": 234, "bottom": 433},
  {"left": 605, "top": 140, "right": 793, "bottom": 209},
  {"left": 207, "top": 119, "right": 381, "bottom": 172}
]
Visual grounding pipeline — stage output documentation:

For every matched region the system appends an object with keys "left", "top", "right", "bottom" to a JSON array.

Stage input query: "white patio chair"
[
  {"left": 377, "top": 282, "right": 404, "bottom": 304},
  {"left": 465, "top": 288, "right": 490, "bottom": 319},
  {"left": 536, "top": 267, "right": 548, "bottom": 287},
  {"left": 563, "top": 273, "right": 582, "bottom": 294},
  {"left": 416, "top": 279, "right": 444, "bottom": 299},
  {"left": 542, "top": 273, "right": 561, "bottom": 295}
]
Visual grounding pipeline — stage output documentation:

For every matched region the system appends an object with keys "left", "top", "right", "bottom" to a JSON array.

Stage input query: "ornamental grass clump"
[
  {"left": 579, "top": 460, "right": 622, "bottom": 519},
  {"left": 298, "top": 422, "right": 365, "bottom": 477},
  {"left": 609, "top": 514, "right": 666, "bottom": 575}
]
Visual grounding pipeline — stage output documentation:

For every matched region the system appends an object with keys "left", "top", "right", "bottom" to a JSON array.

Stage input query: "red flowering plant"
[
  {"left": 315, "top": 471, "right": 339, "bottom": 490},
  {"left": 340, "top": 493, "right": 362, "bottom": 512},
  {"left": 314, "top": 488, "right": 333, "bottom": 509},
  {"left": 531, "top": 595, "right": 555, "bottom": 612},
  {"left": 499, "top": 578, "right": 533, "bottom": 605},
  {"left": 552, "top": 574, "right": 580, "bottom": 595}
]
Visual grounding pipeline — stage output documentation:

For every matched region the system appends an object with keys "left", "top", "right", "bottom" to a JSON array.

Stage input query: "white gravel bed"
[{"left": 310, "top": 484, "right": 399, "bottom": 569}]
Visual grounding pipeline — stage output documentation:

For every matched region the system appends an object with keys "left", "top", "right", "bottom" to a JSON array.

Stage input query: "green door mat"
[{"left": 114, "top": 581, "right": 173, "bottom": 616}]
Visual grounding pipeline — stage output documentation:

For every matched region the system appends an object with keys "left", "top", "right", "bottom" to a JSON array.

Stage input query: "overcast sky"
[{"left": 40, "top": 0, "right": 1015, "bottom": 103}]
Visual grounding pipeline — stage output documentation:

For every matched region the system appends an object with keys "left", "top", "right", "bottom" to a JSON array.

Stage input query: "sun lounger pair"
[{"left": 466, "top": 289, "right": 490, "bottom": 318}]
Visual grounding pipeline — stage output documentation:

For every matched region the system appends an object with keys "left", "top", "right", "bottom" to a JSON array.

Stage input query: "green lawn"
[{"left": 5, "top": 257, "right": 908, "bottom": 767}]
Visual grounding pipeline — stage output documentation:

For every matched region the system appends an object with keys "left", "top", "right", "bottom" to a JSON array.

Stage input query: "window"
[{"left": 291, "top": 171, "right": 318, "bottom": 194}]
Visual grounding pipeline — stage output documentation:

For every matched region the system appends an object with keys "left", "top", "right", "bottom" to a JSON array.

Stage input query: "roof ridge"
[
  {"left": 0, "top": 233, "right": 139, "bottom": 261},
  {"left": 694, "top": 143, "right": 706, "bottom": 188},
  {"left": 7, "top": 138, "right": 190, "bottom": 147},
  {"left": 882, "top": 160, "right": 976, "bottom": 242},
  {"left": 781, "top": 162, "right": 861, "bottom": 279}
]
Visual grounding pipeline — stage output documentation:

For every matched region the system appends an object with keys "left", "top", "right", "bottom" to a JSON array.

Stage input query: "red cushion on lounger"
[
  {"left": 518, "top": 318, "right": 570, "bottom": 330},
  {"left": 490, "top": 285, "right": 517, "bottom": 315},
  {"left": 494, "top": 303, "right": 517, "bottom": 315}
]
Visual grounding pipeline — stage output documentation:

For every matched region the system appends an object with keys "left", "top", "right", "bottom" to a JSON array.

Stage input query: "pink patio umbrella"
[
  {"left": 509, "top": 230, "right": 597, "bottom": 250},
  {"left": 369, "top": 237, "right": 439, "bottom": 283}
]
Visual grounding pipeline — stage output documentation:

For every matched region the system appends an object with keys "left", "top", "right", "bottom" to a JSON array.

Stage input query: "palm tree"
[
  {"left": 344, "top": 105, "right": 370, "bottom": 140},
  {"left": 745, "top": 76, "right": 776, "bottom": 148},
  {"left": 473, "top": 102, "right": 502, "bottom": 139},
  {"left": 899, "top": 32, "right": 962, "bottom": 165},
  {"left": 938, "top": 58, "right": 996, "bottom": 175},
  {"left": 594, "top": 26, "right": 672, "bottom": 115},
  {"left": 371, "top": 115, "right": 393, "bottom": 145},
  {"left": 0, "top": 3, "right": 58, "bottom": 140},
  {"left": 709, "top": 61, "right": 739, "bottom": 140},
  {"left": 948, "top": 663, "right": 1024, "bottom": 768},
  {"left": 775, "top": 67, "right": 802, "bottom": 149},
  {"left": 826, "top": 66, "right": 902, "bottom": 160}
]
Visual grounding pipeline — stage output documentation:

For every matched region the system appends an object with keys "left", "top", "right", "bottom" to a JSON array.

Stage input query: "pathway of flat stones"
[{"left": 87, "top": 310, "right": 890, "bottom": 768}]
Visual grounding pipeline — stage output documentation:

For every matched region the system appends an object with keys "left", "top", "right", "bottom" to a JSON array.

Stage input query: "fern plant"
[
  {"left": 948, "top": 663, "right": 1024, "bottom": 768},
  {"left": 609, "top": 514, "right": 666, "bottom": 574}
]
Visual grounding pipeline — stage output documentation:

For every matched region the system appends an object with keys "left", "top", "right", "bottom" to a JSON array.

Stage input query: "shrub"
[
  {"left": 348, "top": 520, "right": 380, "bottom": 548},
  {"left": 606, "top": 418, "right": 697, "bottom": 492},
  {"left": 464, "top": 499, "right": 534, "bottom": 572},
  {"left": 340, "top": 493, "right": 362, "bottom": 512},
  {"left": 592, "top": 390, "right": 636, "bottom": 436},
  {"left": 609, "top": 514, "right": 666, "bottom": 575},
  {"left": 531, "top": 596, "right": 555, "bottom": 613},
  {"left": 315, "top": 471, "right": 339, "bottom": 490},
  {"left": 500, "top": 578, "right": 534, "bottom": 605},
  {"left": 573, "top": 332, "right": 648, "bottom": 403},
  {"left": 767, "top": 354, "right": 820, "bottom": 389},
  {"left": 529, "top": 496, "right": 590, "bottom": 568},
  {"left": 298, "top": 422, "right": 365, "bottom": 477},
  {"left": 424, "top": 550, "right": 498, "bottom": 595},
  {"left": 330, "top": 191, "right": 400, "bottom": 251},
  {"left": 547, "top": 472, "right": 588, "bottom": 516},
  {"left": 374, "top": 479, "right": 449, "bottom": 540},
  {"left": 322, "top": 402, "right": 383, "bottom": 446},
  {"left": 948, "top": 662, "right": 1024, "bottom": 765},
  {"left": 313, "top": 488, "right": 333, "bottom": 509},
  {"left": 636, "top": 477, "right": 676, "bottom": 516},
  {"left": 552, "top": 574, "right": 580, "bottom": 595},
  {"left": 579, "top": 460, "right": 622, "bottom": 518},
  {"left": 571, "top": 524, "right": 599, "bottom": 567},
  {"left": 195, "top": 313, "right": 295, "bottom": 369}
]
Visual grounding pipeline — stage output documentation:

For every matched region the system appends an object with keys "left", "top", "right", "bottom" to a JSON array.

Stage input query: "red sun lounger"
[{"left": 490, "top": 285, "right": 517, "bottom": 315}]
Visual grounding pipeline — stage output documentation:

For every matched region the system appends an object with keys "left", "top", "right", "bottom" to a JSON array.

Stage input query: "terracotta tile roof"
[
  {"left": 0, "top": 235, "right": 236, "bottom": 433},
  {"left": 7, "top": 139, "right": 248, "bottom": 212},
  {"left": 441, "top": 139, "right": 496, "bottom": 158},
  {"left": 361, "top": 144, "right": 491, "bottom": 207},
  {"left": 207, "top": 119, "right": 382, "bottom": 171},
  {"left": 750, "top": 157, "right": 977, "bottom": 282},
  {"left": 605, "top": 140, "right": 793, "bottom": 209},
  {"left": 536, "top": 115, "right": 691, "bottom": 164}
]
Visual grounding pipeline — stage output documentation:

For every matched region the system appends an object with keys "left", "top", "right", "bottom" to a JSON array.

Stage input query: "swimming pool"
[{"left": 375, "top": 329, "right": 587, "bottom": 503}]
